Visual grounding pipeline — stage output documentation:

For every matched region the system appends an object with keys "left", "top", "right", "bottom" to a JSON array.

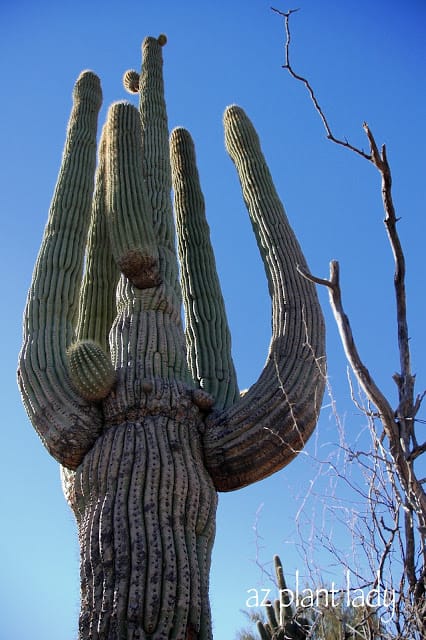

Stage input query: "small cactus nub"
[
  {"left": 67, "top": 340, "right": 115, "bottom": 401},
  {"left": 123, "top": 69, "right": 140, "bottom": 94}
]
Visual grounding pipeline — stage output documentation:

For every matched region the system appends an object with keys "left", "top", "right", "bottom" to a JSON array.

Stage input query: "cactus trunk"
[{"left": 70, "top": 396, "right": 216, "bottom": 639}]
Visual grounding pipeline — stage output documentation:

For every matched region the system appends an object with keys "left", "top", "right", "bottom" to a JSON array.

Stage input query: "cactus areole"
[{"left": 18, "top": 36, "right": 325, "bottom": 640}]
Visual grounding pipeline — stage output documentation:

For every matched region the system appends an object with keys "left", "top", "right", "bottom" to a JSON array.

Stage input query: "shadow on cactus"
[{"left": 18, "top": 34, "right": 325, "bottom": 640}]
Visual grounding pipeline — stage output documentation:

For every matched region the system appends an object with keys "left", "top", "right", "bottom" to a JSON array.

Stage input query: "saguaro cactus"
[
  {"left": 256, "top": 556, "right": 311, "bottom": 640},
  {"left": 18, "top": 36, "right": 325, "bottom": 640}
]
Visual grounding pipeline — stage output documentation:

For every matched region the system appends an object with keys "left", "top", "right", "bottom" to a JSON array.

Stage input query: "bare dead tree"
[{"left": 271, "top": 6, "right": 426, "bottom": 639}]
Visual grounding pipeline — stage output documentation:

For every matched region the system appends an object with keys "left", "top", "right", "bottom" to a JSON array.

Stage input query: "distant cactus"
[
  {"left": 239, "top": 556, "right": 385, "bottom": 640},
  {"left": 256, "top": 556, "right": 312, "bottom": 640},
  {"left": 18, "top": 35, "right": 325, "bottom": 639}
]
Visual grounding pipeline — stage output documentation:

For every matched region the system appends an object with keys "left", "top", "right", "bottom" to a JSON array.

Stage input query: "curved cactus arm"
[
  {"left": 170, "top": 126, "right": 239, "bottom": 409},
  {"left": 76, "top": 127, "right": 120, "bottom": 351},
  {"left": 203, "top": 106, "right": 326, "bottom": 491},
  {"left": 17, "top": 71, "right": 105, "bottom": 469}
]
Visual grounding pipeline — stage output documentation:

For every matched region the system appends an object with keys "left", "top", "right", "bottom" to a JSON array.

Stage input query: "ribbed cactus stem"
[
  {"left": 275, "top": 555, "right": 294, "bottom": 623},
  {"left": 104, "top": 101, "right": 161, "bottom": 290},
  {"left": 170, "top": 127, "right": 239, "bottom": 409},
  {"left": 257, "top": 621, "right": 271, "bottom": 640},
  {"left": 18, "top": 70, "right": 104, "bottom": 469},
  {"left": 265, "top": 600, "right": 280, "bottom": 630},
  {"left": 101, "top": 102, "right": 192, "bottom": 401},
  {"left": 76, "top": 127, "right": 119, "bottom": 352},
  {"left": 138, "top": 36, "right": 181, "bottom": 302},
  {"left": 203, "top": 106, "right": 325, "bottom": 491},
  {"left": 73, "top": 386, "right": 217, "bottom": 640},
  {"left": 224, "top": 105, "right": 324, "bottom": 419},
  {"left": 256, "top": 557, "right": 311, "bottom": 640}
]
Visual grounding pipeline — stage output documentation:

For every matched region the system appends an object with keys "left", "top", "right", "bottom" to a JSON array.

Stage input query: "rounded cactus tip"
[
  {"left": 73, "top": 70, "right": 102, "bottom": 106},
  {"left": 67, "top": 340, "right": 116, "bottom": 402},
  {"left": 157, "top": 33, "right": 167, "bottom": 46},
  {"left": 170, "top": 126, "right": 191, "bottom": 141},
  {"left": 123, "top": 69, "right": 140, "bottom": 94},
  {"left": 223, "top": 104, "right": 246, "bottom": 123},
  {"left": 170, "top": 126, "right": 193, "bottom": 154}
]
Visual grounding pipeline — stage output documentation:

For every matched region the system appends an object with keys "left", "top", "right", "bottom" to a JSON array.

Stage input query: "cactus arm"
[
  {"left": 275, "top": 555, "right": 295, "bottom": 623},
  {"left": 103, "top": 101, "right": 162, "bottom": 290},
  {"left": 138, "top": 36, "right": 182, "bottom": 305},
  {"left": 257, "top": 620, "right": 272, "bottom": 640},
  {"left": 170, "top": 127, "right": 240, "bottom": 409},
  {"left": 18, "top": 71, "right": 105, "bottom": 469},
  {"left": 203, "top": 106, "right": 326, "bottom": 491},
  {"left": 107, "top": 36, "right": 192, "bottom": 393},
  {"left": 76, "top": 128, "right": 120, "bottom": 351},
  {"left": 102, "top": 100, "right": 191, "bottom": 389}
]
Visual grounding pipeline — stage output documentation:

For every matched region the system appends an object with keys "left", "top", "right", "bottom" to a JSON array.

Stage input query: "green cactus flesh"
[
  {"left": 18, "top": 35, "right": 325, "bottom": 640},
  {"left": 67, "top": 339, "right": 116, "bottom": 401}
]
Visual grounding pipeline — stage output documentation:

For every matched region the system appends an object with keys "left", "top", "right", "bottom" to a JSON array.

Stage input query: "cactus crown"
[{"left": 19, "top": 35, "right": 325, "bottom": 484}]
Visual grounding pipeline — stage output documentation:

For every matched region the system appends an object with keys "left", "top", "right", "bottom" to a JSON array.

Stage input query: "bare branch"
[
  {"left": 273, "top": 8, "right": 426, "bottom": 634},
  {"left": 409, "top": 442, "right": 426, "bottom": 462},
  {"left": 274, "top": 11, "right": 416, "bottom": 439},
  {"left": 271, "top": 7, "right": 371, "bottom": 160}
]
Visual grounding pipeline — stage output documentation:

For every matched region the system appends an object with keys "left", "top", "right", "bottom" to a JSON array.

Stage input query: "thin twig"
[{"left": 271, "top": 6, "right": 371, "bottom": 160}]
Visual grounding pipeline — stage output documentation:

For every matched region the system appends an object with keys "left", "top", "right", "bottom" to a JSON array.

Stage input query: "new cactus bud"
[
  {"left": 122, "top": 69, "right": 140, "bottom": 94},
  {"left": 67, "top": 340, "right": 116, "bottom": 401}
]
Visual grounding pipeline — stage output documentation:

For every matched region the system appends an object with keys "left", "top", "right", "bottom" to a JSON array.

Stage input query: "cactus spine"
[{"left": 18, "top": 35, "right": 325, "bottom": 640}]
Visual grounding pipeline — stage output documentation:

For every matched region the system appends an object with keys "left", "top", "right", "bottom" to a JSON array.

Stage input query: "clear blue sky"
[{"left": 1, "top": 1, "right": 425, "bottom": 638}]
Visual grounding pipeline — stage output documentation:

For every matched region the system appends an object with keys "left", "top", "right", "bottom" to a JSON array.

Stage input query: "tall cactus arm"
[
  {"left": 137, "top": 37, "right": 169, "bottom": 237},
  {"left": 138, "top": 37, "right": 174, "bottom": 251},
  {"left": 203, "top": 106, "right": 326, "bottom": 491},
  {"left": 17, "top": 71, "right": 105, "bottom": 469},
  {"left": 103, "top": 101, "right": 161, "bottom": 291},
  {"left": 76, "top": 128, "right": 120, "bottom": 351},
  {"left": 170, "top": 126, "right": 240, "bottom": 409},
  {"left": 139, "top": 36, "right": 182, "bottom": 307},
  {"left": 102, "top": 100, "right": 192, "bottom": 401},
  {"left": 123, "top": 35, "right": 182, "bottom": 312}
]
